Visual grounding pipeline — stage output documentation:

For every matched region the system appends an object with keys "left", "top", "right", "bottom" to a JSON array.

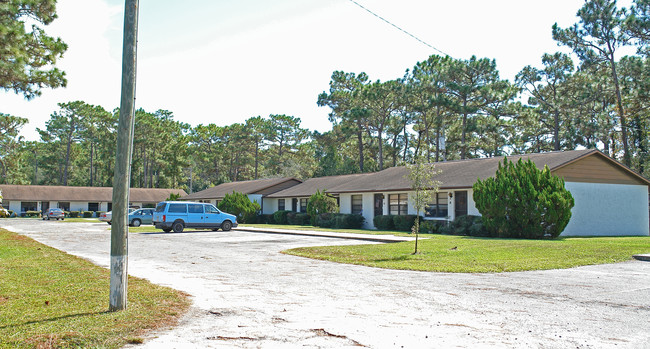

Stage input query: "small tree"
[
  {"left": 306, "top": 189, "right": 338, "bottom": 225},
  {"left": 218, "top": 191, "right": 260, "bottom": 224},
  {"left": 166, "top": 192, "right": 181, "bottom": 201},
  {"left": 473, "top": 157, "right": 575, "bottom": 239},
  {"left": 406, "top": 159, "right": 441, "bottom": 254}
]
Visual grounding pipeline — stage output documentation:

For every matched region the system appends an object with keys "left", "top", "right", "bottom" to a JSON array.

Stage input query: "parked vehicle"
[
  {"left": 128, "top": 208, "right": 154, "bottom": 227},
  {"left": 99, "top": 207, "right": 137, "bottom": 224},
  {"left": 43, "top": 208, "right": 65, "bottom": 220},
  {"left": 152, "top": 201, "right": 237, "bottom": 233}
]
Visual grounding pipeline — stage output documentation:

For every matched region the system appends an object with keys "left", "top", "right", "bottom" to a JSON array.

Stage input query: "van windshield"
[{"left": 155, "top": 202, "right": 167, "bottom": 212}]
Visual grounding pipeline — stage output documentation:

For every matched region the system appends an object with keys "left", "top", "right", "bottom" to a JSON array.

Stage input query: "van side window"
[
  {"left": 168, "top": 204, "right": 187, "bottom": 213},
  {"left": 188, "top": 204, "right": 204, "bottom": 214},
  {"left": 205, "top": 205, "right": 219, "bottom": 214}
]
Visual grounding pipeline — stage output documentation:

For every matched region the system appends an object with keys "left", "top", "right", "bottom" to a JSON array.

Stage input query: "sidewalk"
[{"left": 235, "top": 226, "right": 416, "bottom": 243}]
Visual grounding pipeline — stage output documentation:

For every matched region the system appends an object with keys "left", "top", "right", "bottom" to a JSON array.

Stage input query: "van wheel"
[
  {"left": 221, "top": 221, "right": 232, "bottom": 231},
  {"left": 131, "top": 219, "right": 141, "bottom": 227},
  {"left": 172, "top": 221, "right": 184, "bottom": 233}
]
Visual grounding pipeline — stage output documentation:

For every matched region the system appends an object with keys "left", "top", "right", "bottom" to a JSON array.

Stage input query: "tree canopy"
[{"left": 0, "top": 0, "right": 67, "bottom": 99}]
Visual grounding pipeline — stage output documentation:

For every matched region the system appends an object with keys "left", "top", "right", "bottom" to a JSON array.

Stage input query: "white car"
[{"left": 99, "top": 208, "right": 137, "bottom": 224}]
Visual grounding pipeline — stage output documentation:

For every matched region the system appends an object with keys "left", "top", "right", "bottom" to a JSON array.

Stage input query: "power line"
[{"left": 346, "top": 0, "right": 452, "bottom": 58}]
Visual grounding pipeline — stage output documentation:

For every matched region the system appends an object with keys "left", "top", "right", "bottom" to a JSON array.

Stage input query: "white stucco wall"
[
  {"left": 262, "top": 198, "right": 276, "bottom": 214},
  {"left": 562, "top": 182, "right": 649, "bottom": 236}
]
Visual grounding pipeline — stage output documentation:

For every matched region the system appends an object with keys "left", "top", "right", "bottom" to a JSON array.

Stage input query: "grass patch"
[
  {"left": 0, "top": 229, "right": 190, "bottom": 348},
  {"left": 284, "top": 235, "right": 650, "bottom": 273},
  {"left": 241, "top": 223, "right": 422, "bottom": 237}
]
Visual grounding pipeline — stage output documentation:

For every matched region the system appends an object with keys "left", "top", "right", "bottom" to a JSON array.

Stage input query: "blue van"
[{"left": 153, "top": 201, "right": 238, "bottom": 233}]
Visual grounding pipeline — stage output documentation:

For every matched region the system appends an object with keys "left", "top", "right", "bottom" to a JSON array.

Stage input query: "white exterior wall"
[
  {"left": 562, "top": 182, "right": 649, "bottom": 236},
  {"left": 262, "top": 198, "right": 276, "bottom": 214},
  {"left": 8, "top": 201, "right": 20, "bottom": 213}
]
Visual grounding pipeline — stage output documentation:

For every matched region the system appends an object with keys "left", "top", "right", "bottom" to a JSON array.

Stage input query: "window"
[
  {"left": 21, "top": 202, "right": 37, "bottom": 212},
  {"left": 278, "top": 199, "right": 285, "bottom": 211},
  {"left": 188, "top": 204, "right": 204, "bottom": 213},
  {"left": 351, "top": 195, "right": 363, "bottom": 215},
  {"left": 205, "top": 205, "right": 219, "bottom": 214},
  {"left": 425, "top": 192, "right": 448, "bottom": 218},
  {"left": 168, "top": 203, "right": 187, "bottom": 213},
  {"left": 88, "top": 202, "right": 99, "bottom": 211},
  {"left": 2, "top": 201, "right": 9, "bottom": 209},
  {"left": 389, "top": 194, "right": 408, "bottom": 216},
  {"left": 107, "top": 203, "right": 112, "bottom": 211},
  {"left": 59, "top": 202, "right": 70, "bottom": 211},
  {"left": 300, "top": 198, "right": 307, "bottom": 213}
]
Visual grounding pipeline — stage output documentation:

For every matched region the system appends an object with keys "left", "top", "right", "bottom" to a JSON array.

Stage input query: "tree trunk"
[
  {"left": 356, "top": 119, "right": 364, "bottom": 172},
  {"left": 608, "top": 55, "right": 630, "bottom": 166}
]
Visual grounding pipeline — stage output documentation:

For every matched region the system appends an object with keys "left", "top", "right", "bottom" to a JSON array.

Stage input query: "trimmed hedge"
[
  {"left": 82, "top": 211, "right": 93, "bottom": 218},
  {"left": 373, "top": 215, "right": 394, "bottom": 230},
  {"left": 419, "top": 220, "right": 445, "bottom": 234},
  {"left": 317, "top": 213, "right": 365, "bottom": 229},
  {"left": 440, "top": 215, "right": 489, "bottom": 237},
  {"left": 69, "top": 211, "right": 80, "bottom": 218},
  {"left": 257, "top": 214, "right": 274, "bottom": 224},
  {"left": 273, "top": 210, "right": 291, "bottom": 224},
  {"left": 393, "top": 215, "right": 420, "bottom": 232},
  {"left": 287, "top": 212, "right": 311, "bottom": 225},
  {"left": 25, "top": 211, "right": 40, "bottom": 218}
]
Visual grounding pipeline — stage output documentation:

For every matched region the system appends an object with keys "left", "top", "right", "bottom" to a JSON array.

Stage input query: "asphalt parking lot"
[{"left": 2, "top": 219, "right": 649, "bottom": 348}]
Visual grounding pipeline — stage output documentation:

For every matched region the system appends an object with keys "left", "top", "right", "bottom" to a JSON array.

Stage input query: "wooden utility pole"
[{"left": 110, "top": 0, "right": 139, "bottom": 312}]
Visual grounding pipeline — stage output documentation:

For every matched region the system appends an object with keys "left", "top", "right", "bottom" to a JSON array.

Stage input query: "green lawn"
[
  {"left": 240, "top": 223, "right": 420, "bottom": 237},
  {"left": 284, "top": 234, "right": 650, "bottom": 273},
  {"left": 0, "top": 229, "right": 190, "bottom": 348}
]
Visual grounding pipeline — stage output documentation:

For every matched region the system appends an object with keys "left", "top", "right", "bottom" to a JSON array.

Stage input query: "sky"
[{"left": 1, "top": 0, "right": 629, "bottom": 141}]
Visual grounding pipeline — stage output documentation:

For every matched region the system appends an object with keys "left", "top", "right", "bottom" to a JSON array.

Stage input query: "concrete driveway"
[{"left": 2, "top": 219, "right": 649, "bottom": 348}]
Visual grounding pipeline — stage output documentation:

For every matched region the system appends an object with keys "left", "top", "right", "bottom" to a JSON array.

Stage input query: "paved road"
[{"left": 2, "top": 219, "right": 650, "bottom": 348}]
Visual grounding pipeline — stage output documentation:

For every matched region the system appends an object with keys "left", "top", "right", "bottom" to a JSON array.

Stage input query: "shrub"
[
  {"left": 446, "top": 215, "right": 483, "bottom": 236},
  {"left": 317, "top": 213, "right": 364, "bottom": 229},
  {"left": 8, "top": 210, "right": 15, "bottom": 217},
  {"left": 473, "top": 157, "right": 575, "bottom": 239},
  {"left": 26, "top": 210, "right": 40, "bottom": 218},
  {"left": 257, "top": 214, "right": 274, "bottom": 224},
  {"left": 83, "top": 211, "right": 93, "bottom": 218},
  {"left": 218, "top": 191, "right": 261, "bottom": 224},
  {"left": 307, "top": 190, "right": 338, "bottom": 225},
  {"left": 287, "top": 212, "right": 310, "bottom": 225},
  {"left": 419, "top": 220, "right": 444, "bottom": 234},
  {"left": 0, "top": 210, "right": 7, "bottom": 218},
  {"left": 393, "top": 215, "right": 420, "bottom": 232},
  {"left": 373, "top": 215, "right": 394, "bottom": 230},
  {"left": 96, "top": 211, "right": 106, "bottom": 218},
  {"left": 69, "top": 211, "right": 80, "bottom": 218},
  {"left": 273, "top": 210, "right": 291, "bottom": 225}
]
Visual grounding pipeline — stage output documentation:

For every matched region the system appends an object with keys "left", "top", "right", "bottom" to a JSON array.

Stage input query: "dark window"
[
  {"left": 107, "top": 203, "right": 112, "bottom": 211},
  {"left": 425, "top": 192, "right": 448, "bottom": 218},
  {"left": 205, "top": 205, "right": 219, "bottom": 214},
  {"left": 389, "top": 194, "right": 408, "bottom": 216},
  {"left": 155, "top": 202, "right": 167, "bottom": 212},
  {"left": 168, "top": 203, "right": 187, "bottom": 213},
  {"left": 292, "top": 198, "right": 297, "bottom": 212},
  {"left": 278, "top": 199, "right": 285, "bottom": 211},
  {"left": 351, "top": 195, "right": 363, "bottom": 215},
  {"left": 21, "top": 202, "right": 37, "bottom": 212},
  {"left": 88, "top": 202, "right": 99, "bottom": 211},
  {"left": 188, "top": 204, "right": 204, "bottom": 213},
  {"left": 59, "top": 202, "right": 70, "bottom": 211},
  {"left": 300, "top": 198, "right": 307, "bottom": 213}
]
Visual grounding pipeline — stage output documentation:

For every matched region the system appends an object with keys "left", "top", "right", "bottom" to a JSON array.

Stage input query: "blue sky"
[{"left": 3, "top": 0, "right": 627, "bottom": 140}]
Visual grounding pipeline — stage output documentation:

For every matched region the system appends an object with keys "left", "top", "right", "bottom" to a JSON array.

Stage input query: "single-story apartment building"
[
  {"left": 264, "top": 173, "right": 369, "bottom": 214},
  {"left": 324, "top": 149, "right": 650, "bottom": 235},
  {"left": 0, "top": 185, "right": 187, "bottom": 214},
  {"left": 171, "top": 149, "right": 650, "bottom": 236},
  {"left": 180, "top": 177, "right": 302, "bottom": 213}
]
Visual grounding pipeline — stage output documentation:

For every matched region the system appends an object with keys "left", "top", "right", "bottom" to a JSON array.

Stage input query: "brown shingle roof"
[
  {"left": 266, "top": 173, "right": 368, "bottom": 198},
  {"left": 182, "top": 177, "right": 301, "bottom": 200},
  {"left": 328, "top": 149, "right": 649, "bottom": 193},
  {"left": 0, "top": 185, "right": 187, "bottom": 202}
]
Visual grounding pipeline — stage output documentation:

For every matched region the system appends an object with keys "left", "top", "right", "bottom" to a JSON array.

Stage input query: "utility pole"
[{"left": 110, "top": 0, "right": 139, "bottom": 312}]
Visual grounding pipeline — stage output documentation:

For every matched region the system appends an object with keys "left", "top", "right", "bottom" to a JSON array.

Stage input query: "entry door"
[
  {"left": 374, "top": 194, "right": 384, "bottom": 216},
  {"left": 41, "top": 201, "right": 49, "bottom": 213},
  {"left": 454, "top": 191, "right": 468, "bottom": 218},
  {"left": 292, "top": 198, "right": 297, "bottom": 212}
]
